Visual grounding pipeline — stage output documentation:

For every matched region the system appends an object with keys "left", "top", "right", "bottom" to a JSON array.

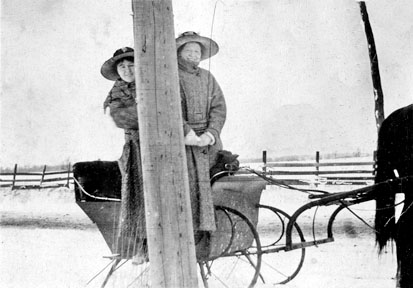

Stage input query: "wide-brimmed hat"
[
  {"left": 101, "top": 47, "right": 134, "bottom": 81},
  {"left": 176, "top": 31, "right": 219, "bottom": 61}
]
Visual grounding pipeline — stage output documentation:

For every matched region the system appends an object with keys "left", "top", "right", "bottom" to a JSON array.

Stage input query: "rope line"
[
  {"left": 339, "top": 200, "right": 378, "bottom": 233},
  {"left": 85, "top": 259, "right": 116, "bottom": 286},
  {"left": 73, "top": 177, "right": 121, "bottom": 202},
  {"left": 241, "top": 167, "right": 331, "bottom": 195}
]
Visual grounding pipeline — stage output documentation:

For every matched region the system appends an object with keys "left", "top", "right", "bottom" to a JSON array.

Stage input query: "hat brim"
[
  {"left": 176, "top": 35, "right": 219, "bottom": 61},
  {"left": 101, "top": 51, "right": 134, "bottom": 81}
]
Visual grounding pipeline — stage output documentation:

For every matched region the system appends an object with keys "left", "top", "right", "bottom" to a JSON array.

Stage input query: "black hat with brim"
[{"left": 101, "top": 47, "right": 134, "bottom": 81}]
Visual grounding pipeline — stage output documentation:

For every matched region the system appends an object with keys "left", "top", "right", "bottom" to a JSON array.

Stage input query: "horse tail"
[{"left": 374, "top": 167, "right": 397, "bottom": 253}]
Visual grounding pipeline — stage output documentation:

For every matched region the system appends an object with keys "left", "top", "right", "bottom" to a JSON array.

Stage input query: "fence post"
[
  {"left": 262, "top": 150, "right": 267, "bottom": 175},
  {"left": 315, "top": 151, "right": 320, "bottom": 176},
  {"left": 11, "top": 164, "right": 18, "bottom": 190},
  {"left": 39, "top": 165, "right": 47, "bottom": 187},
  {"left": 315, "top": 151, "right": 320, "bottom": 187},
  {"left": 66, "top": 163, "right": 71, "bottom": 188}
]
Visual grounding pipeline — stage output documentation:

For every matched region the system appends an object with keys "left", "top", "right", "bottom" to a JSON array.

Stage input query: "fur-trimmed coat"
[{"left": 104, "top": 80, "right": 144, "bottom": 258}]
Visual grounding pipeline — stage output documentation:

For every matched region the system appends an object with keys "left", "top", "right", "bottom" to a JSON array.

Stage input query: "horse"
[{"left": 374, "top": 103, "right": 413, "bottom": 288}]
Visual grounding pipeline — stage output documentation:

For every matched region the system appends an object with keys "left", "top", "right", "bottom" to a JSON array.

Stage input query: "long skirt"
[
  {"left": 116, "top": 130, "right": 146, "bottom": 259},
  {"left": 115, "top": 130, "right": 220, "bottom": 258}
]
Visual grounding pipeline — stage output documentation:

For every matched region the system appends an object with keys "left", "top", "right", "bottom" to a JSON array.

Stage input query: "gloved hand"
[
  {"left": 184, "top": 129, "right": 201, "bottom": 146},
  {"left": 197, "top": 133, "right": 213, "bottom": 147}
]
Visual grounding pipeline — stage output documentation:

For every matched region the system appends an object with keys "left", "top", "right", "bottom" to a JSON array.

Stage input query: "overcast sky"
[{"left": 1, "top": 0, "right": 412, "bottom": 167}]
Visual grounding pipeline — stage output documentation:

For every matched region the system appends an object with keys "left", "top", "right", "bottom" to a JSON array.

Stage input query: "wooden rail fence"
[
  {"left": 0, "top": 152, "right": 376, "bottom": 190},
  {"left": 0, "top": 164, "right": 73, "bottom": 190},
  {"left": 243, "top": 151, "right": 376, "bottom": 186}
]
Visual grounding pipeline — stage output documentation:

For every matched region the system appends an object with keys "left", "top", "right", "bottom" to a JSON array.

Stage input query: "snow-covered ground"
[{"left": 0, "top": 186, "right": 401, "bottom": 288}]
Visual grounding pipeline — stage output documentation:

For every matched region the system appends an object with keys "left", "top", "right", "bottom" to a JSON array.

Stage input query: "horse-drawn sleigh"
[
  {"left": 72, "top": 104, "right": 412, "bottom": 287},
  {"left": 73, "top": 121, "right": 412, "bottom": 288}
]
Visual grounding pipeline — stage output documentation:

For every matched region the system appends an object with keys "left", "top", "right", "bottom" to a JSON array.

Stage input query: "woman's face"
[
  {"left": 117, "top": 59, "right": 135, "bottom": 83},
  {"left": 180, "top": 42, "right": 202, "bottom": 65}
]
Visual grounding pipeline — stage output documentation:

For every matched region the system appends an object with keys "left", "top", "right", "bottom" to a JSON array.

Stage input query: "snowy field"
[{"left": 0, "top": 185, "right": 402, "bottom": 288}]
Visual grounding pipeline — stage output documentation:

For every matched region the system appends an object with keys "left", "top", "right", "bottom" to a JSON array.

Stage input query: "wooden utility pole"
[
  {"left": 131, "top": 1, "right": 198, "bottom": 287},
  {"left": 359, "top": 1, "right": 385, "bottom": 132}
]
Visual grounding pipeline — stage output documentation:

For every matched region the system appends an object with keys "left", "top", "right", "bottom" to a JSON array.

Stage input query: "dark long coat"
[{"left": 178, "top": 59, "right": 227, "bottom": 231}]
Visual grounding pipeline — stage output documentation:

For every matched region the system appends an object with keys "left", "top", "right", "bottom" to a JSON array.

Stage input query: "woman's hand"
[
  {"left": 197, "top": 133, "right": 213, "bottom": 147},
  {"left": 184, "top": 131, "right": 214, "bottom": 147},
  {"left": 184, "top": 130, "right": 200, "bottom": 146}
]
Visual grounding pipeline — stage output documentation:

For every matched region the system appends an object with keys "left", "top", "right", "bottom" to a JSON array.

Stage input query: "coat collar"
[{"left": 178, "top": 57, "right": 200, "bottom": 75}]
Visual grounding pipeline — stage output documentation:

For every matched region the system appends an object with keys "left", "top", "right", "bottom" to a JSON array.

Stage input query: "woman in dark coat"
[{"left": 101, "top": 47, "right": 146, "bottom": 259}]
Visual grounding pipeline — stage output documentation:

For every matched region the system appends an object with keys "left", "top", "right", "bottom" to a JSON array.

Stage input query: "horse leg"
[
  {"left": 396, "top": 260, "right": 401, "bottom": 288},
  {"left": 396, "top": 196, "right": 413, "bottom": 288},
  {"left": 397, "top": 240, "right": 413, "bottom": 288}
]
